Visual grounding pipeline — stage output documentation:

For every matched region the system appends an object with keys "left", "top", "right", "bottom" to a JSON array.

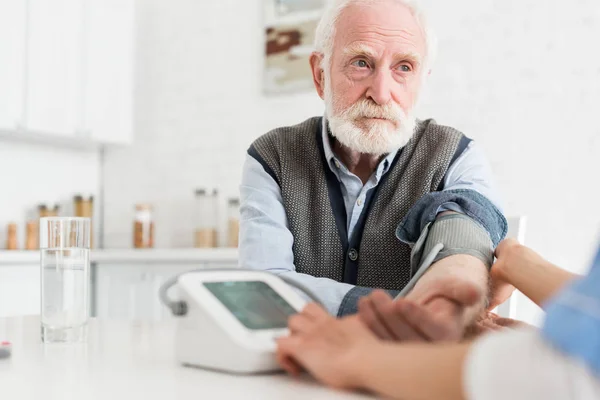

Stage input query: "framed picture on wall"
[
  {"left": 264, "top": 18, "right": 319, "bottom": 94},
  {"left": 275, "top": 0, "right": 325, "bottom": 15},
  {"left": 263, "top": 0, "right": 324, "bottom": 94}
]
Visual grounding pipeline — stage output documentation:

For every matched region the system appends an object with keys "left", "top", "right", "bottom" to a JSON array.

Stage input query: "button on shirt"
[
  {"left": 324, "top": 132, "right": 398, "bottom": 239},
  {"left": 239, "top": 117, "right": 504, "bottom": 316}
]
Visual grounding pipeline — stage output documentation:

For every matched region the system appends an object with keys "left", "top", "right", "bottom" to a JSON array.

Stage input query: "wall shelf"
[
  {"left": 0, "top": 248, "right": 239, "bottom": 266},
  {"left": 0, "top": 128, "right": 101, "bottom": 151}
]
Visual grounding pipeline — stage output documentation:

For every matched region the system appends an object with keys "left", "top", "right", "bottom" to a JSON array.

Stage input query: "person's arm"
[
  {"left": 358, "top": 142, "right": 508, "bottom": 340},
  {"left": 493, "top": 238, "right": 579, "bottom": 307},
  {"left": 279, "top": 302, "right": 600, "bottom": 400},
  {"left": 404, "top": 230, "right": 489, "bottom": 329},
  {"left": 361, "top": 142, "right": 503, "bottom": 338},
  {"left": 408, "top": 141, "right": 503, "bottom": 321},
  {"left": 354, "top": 329, "right": 600, "bottom": 400},
  {"left": 239, "top": 154, "right": 355, "bottom": 315}
]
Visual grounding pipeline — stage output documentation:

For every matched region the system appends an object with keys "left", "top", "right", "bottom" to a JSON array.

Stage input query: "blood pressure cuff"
[
  {"left": 338, "top": 215, "right": 492, "bottom": 316},
  {"left": 414, "top": 213, "right": 494, "bottom": 272},
  {"left": 338, "top": 190, "right": 505, "bottom": 317},
  {"left": 396, "top": 189, "right": 507, "bottom": 248},
  {"left": 397, "top": 189, "right": 506, "bottom": 274}
]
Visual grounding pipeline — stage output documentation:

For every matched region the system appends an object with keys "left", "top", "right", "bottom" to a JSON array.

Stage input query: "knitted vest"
[{"left": 248, "top": 117, "right": 470, "bottom": 291}]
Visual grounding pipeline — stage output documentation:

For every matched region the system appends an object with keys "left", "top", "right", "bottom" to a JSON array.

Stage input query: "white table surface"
[{"left": 0, "top": 316, "right": 373, "bottom": 400}]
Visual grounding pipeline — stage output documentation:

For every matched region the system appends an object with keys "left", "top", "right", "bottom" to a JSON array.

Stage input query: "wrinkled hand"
[
  {"left": 357, "top": 277, "right": 484, "bottom": 342},
  {"left": 465, "top": 311, "right": 531, "bottom": 338},
  {"left": 276, "top": 303, "right": 378, "bottom": 390}
]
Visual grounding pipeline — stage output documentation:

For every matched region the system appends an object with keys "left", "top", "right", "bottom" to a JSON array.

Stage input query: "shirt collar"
[{"left": 321, "top": 115, "right": 398, "bottom": 177}]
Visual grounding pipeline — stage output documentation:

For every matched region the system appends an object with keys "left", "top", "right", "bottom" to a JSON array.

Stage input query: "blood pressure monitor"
[{"left": 161, "top": 269, "right": 310, "bottom": 374}]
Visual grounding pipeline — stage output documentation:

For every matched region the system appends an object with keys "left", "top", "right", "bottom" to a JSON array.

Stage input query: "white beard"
[{"left": 324, "top": 80, "right": 417, "bottom": 156}]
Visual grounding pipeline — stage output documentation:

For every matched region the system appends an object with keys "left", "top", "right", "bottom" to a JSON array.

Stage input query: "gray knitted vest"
[{"left": 248, "top": 117, "right": 470, "bottom": 291}]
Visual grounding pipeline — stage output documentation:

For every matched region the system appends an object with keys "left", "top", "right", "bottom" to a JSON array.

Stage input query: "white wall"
[
  {"left": 102, "top": 0, "right": 600, "bottom": 277},
  {"left": 102, "top": 0, "right": 324, "bottom": 248},
  {"left": 0, "top": 141, "right": 99, "bottom": 248}
]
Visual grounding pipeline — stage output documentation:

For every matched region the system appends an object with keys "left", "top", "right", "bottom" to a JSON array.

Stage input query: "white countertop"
[
  {"left": 0, "top": 248, "right": 239, "bottom": 265},
  {"left": 0, "top": 316, "right": 370, "bottom": 400}
]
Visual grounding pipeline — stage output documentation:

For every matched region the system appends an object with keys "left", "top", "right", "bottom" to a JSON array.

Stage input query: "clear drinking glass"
[{"left": 40, "top": 217, "right": 91, "bottom": 343}]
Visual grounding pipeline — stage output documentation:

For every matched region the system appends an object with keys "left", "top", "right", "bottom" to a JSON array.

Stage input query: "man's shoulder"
[
  {"left": 418, "top": 118, "right": 471, "bottom": 141},
  {"left": 252, "top": 116, "right": 322, "bottom": 147},
  {"left": 247, "top": 116, "right": 323, "bottom": 176}
]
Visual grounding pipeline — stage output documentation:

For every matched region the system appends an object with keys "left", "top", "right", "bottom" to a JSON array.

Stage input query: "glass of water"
[{"left": 40, "top": 217, "right": 90, "bottom": 343}]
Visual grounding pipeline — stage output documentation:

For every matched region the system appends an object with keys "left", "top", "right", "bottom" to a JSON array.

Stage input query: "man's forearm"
[{"left": 406, "top": 254, "right": 489, "bottom": 325}]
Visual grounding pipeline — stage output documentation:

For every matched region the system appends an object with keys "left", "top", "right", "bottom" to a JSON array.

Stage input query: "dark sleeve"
[
  {"left": 337, "top": 286, "right": 400, "bottom": 317},
  {"left": 395, "top": 189, "right": 508, "bottom": 248}
]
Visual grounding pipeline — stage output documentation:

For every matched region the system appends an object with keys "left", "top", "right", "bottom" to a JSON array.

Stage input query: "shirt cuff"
[{"left": 337, "top": 286, "right": 400, "bottom": 317}]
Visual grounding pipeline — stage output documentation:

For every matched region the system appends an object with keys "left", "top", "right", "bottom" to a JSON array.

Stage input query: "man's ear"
[{"left": 310, "top": 52, "right": 325, "bottom": 99}]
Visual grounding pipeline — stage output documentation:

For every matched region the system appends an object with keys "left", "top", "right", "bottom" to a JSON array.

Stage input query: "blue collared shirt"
[
  {"left": 542, "top": 241, "right": 600, "bottom": 376},
  {"left": 239, "top": 118, "right": 503, "bottom": 315}
]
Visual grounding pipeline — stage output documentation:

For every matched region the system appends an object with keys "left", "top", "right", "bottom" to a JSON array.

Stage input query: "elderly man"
[{"left": 240, "top": 0, "right": 506, "bottom": 337}]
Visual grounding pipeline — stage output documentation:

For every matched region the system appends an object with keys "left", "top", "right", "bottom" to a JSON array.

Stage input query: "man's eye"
[
  {"left": 397, "top": 64, "right": 412, "bottom": 72},
  {"left": 352, "top": 60, "right": 369, "bottom": 68}
]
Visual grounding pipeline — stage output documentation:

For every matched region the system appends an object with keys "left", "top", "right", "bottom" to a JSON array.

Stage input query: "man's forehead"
[{"left": 333, "top": 2, "right": 426, "bottom": 56}]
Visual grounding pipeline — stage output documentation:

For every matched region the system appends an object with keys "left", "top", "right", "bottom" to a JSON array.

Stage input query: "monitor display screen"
[{"left": 203, "top": 281, "right": 298, "bottom": 330}]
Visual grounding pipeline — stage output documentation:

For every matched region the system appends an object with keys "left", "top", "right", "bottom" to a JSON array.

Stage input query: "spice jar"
[
  {"left": 194, "top": 189, "right": 218, "bottom": 248},
  {"left": 39, "top": 204, "right": 60, "bottom": 218},
  {"left": 6, "top": 223, "right": 18, "bottom": 250},
  {"left": 74, "top": 195, "right": 94, "bottom": 248},
  {"left": 25, "top": 221, "right": 38, "bottom": 250},
  {"left": 227, "top": 198, "right": 240, "bottom": 248},
  {"left": 133, "top": 204, "right": 154, "bottom": 248},
  {"left": 38, "top": 204, "right": 50, "bottom": 218}
]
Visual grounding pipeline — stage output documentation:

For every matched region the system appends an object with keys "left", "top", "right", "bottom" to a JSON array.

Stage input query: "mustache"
[{"left": 339, "top": 99, "right": 404, "bottom": 122}]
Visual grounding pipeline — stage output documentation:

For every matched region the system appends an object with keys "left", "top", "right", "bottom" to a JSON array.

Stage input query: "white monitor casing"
[{"left": 174, "top": 270, "right": 307, "bottom": 374}]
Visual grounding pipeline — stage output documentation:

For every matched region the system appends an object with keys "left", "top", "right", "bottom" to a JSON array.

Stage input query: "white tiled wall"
[
  {"left": 102, "top": 0, "right": 600, "bottom": 281},
  {"left": 0, "top": 141, "right": 99, "bottom": 248}
]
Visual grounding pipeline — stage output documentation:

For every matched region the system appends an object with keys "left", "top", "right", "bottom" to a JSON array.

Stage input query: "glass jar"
[
  {"left": 227, "top": 198, "right": 240, "bottom": 248},
  {"left": 133, "top": 204, "right": 154, "bottom": 248},
  {"left": 194, "top": 189, "right": 218, "bottom": 248},
  {"left": 25, "top": 221, "right": 38, "bottom": 250},
  {"left": 74, "top": 195, "right": 94, "bottom": 248},
  {"left": 6, "top": 223, "right": 18, "bottom": 250},
  {"left": 38, "top": 204, "right": 49, "bottom": 218}
]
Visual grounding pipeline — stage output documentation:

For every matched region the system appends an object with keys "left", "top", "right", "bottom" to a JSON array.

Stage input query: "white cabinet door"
[
  {"left": 0, "top": 266, "right": 40, "bottom": 317},
  {"left": 0, "top": 0, "right": 26, "bottom": 131},
  {"left": 26, "top": 0, "right": 85, "bottom": 136},
  {"left": 94, "top": 264, "right": 198, "bottom": 322},
  {"left": 84, "top": 0, "right": 134, "bottom": 144},
  {"left": 94, "top": 263, "right": 231, "bottom": 321}
]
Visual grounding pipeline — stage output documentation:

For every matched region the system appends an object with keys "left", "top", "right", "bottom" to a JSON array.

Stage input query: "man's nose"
[{"left": 365, "top": 68, "right": 393, "bottom": 105}]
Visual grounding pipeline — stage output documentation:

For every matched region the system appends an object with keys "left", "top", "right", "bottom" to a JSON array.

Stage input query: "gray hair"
[{"left": 314, "top": 0, "right": 437, "bottom": 74}]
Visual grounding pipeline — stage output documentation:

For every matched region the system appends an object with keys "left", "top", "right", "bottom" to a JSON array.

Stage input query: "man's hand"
[
  {"left": 357, "top": 277, "right": 484, "bottom": 342},
  {"left": 277, "top": 303, "right": 378, "bottom": 390},
  {"left": 464, "top": 311, "right": 531, "bottom": 338}
]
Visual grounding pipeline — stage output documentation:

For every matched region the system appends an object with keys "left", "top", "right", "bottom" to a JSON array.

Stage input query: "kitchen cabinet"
[
  {"left": 93, "top": 261, "right": 237, "bottom": 322},
  {"left": 0, "top": 249, "right": 238, "bottom": 320},
  {"left": 0, "top": 266, "right": 40, "bottom": 318},
  {"left": 0, "top": 0, "right": 134, "bottom": 146},
  {"left": 0, "top": 0, "right": 27, "bottom": 131},
  {"left": 26, "top": 0, "right": 85, "bottom": 136},
  {"left": 84, "top": 0, "right": 134, "bottom": 144}
]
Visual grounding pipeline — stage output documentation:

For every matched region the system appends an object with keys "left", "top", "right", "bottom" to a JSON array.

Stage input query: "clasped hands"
[{"left": 277, "top": 240, "right": 527, "bottom": 385}]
